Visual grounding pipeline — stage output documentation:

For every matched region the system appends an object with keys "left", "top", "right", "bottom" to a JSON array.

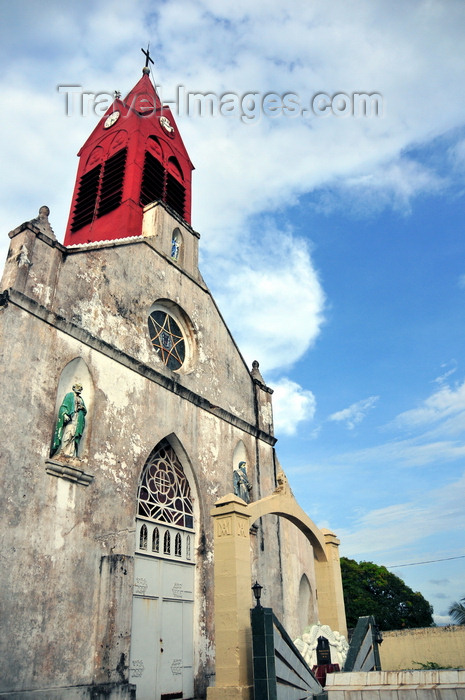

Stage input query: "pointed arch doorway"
[{"left": 129, "top": 439, "right": 196, "bottom": 700}]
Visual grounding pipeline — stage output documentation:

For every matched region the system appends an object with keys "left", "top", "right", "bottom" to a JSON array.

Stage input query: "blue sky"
[{"left": 1, "top": 1, "right": 464, "bottom": 626}]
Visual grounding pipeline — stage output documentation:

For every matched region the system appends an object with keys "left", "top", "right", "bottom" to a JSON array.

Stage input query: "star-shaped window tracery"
[{"left": 148, "top": 310, "right": 185, "bottom": 370}]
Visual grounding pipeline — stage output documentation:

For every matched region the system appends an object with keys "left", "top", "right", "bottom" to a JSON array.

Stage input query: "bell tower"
[{"left": 64, "top": 51, "right": 194, "bottom": 246}]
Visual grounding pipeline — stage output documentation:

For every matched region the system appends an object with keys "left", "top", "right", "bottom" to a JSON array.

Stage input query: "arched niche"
[
  {"left": 232, "top": 440, "right": 252, "bottom": 504},
  {"left": 50, "top": 358, "right": 93, "bottom": 459},
  {"left": 171, "top": 227, "right": 184, "bottom": 263},
  {"left": 233, "top": 440, "right": 247, "bottom": 467},
  {"left": 298, "top": 573, "right": 314, "bottom": 630}
]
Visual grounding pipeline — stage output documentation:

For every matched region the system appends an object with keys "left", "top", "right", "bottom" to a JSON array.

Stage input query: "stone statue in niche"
[
  {"left": 51, "top": 383, "right": 87, "bottom": 458},
  {"left": 171, "top": 231, "right": 181, "bottom": 261},
  {"left": 233, "top": 461, "right": 252, "bottom": 503}
]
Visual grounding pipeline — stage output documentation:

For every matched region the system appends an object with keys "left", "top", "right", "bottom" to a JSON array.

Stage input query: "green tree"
[
  {"left": 340, "top": 557, "right": 434, "bottom": 631},
  {"left": 448, "top": 597, "right": 465, "bottom": 625}
]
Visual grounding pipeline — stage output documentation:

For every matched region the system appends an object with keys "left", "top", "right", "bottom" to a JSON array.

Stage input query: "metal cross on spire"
[{"left": 141, "top": 45, "right": 154, "bottom": 73}]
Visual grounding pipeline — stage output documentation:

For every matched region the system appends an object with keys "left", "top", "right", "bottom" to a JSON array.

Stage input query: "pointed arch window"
[
  {"left": 164, "top": 531, "right": 171, "bottom": 555},
  {"left": 137, "top": 440, "right": 194, "bottom": 530},
  {"left": 139, "top": 524, "right": 148, "bottom": 550},
  {"left": 136, "top": 441, "right": 194, "bottom": 563}
]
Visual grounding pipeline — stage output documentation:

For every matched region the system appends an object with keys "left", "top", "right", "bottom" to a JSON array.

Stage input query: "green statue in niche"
[{"left": 51, "top": 383, "right": 87, "bottom": 458}]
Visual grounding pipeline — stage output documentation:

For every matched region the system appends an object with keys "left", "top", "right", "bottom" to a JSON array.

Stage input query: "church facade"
[{"left": 0, "top": 65, "right": 345, "bottom": 700}]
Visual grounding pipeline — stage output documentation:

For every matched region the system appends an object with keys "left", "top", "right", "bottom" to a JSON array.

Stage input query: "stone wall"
[
  {"left": 380, "top": 625, "right": 465, "bottom": 671},
  {"left": 0, "top": 209, "right": 325, "bottom": 698}
]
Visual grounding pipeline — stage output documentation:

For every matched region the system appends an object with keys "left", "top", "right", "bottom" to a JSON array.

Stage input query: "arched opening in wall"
[
  {"left": 50, "top": 358, "right": 93, "bottom": 459},
  {"left": 130, "top": 437, "right": 198, "bottom": 700},
  {"left": 298, "top": 573, "right": 313, "bottom": 631}
]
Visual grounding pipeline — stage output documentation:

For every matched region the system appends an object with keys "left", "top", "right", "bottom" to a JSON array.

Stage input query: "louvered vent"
[
  {"left": 140, "top": 151, "right": 186, "bottom": 220},
  {"left": 70, "top": 148, "right": 127, "bottom": 233},
  {"left": 97, "top": 148, "right": 127, "bottom": 217},
  {"left": 140, "top": 152, "right": 164, "bottom": 206},
  {"left": 70, "top": 165, "right": 101, "bottom": 232},
  {"left": 166, "top": 173, "right": 186, "bottom": 219}
]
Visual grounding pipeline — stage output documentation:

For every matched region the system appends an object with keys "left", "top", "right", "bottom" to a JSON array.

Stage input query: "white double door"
[{"left": 130, "top": 554, "right": 194, "bottom": 700}]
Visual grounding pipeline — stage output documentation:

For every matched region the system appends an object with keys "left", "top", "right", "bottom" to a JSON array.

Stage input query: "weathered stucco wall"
[
  {"left": 280, "top": 519, "right": 319, "bottom": 639},
  {"left": 0, "top": 211, "right": 322, "bottom": 697},
  {"left": 380, "top": 625, "right": 465, "bottom": 671}
]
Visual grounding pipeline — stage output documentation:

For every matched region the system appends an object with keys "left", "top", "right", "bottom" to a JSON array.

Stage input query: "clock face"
[
  {"left": 104, "top": 111, "right": 120, "bottom": 129},
  {"left": 159, "top": 115, "right": 175, "bottom": 134}
]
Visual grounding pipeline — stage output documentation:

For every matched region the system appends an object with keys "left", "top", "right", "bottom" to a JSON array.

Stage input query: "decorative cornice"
[{"left": 45, "top": 458, "right": 94, "bottom": 486}]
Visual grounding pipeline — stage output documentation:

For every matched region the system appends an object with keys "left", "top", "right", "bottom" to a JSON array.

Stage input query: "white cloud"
[
  {"left": 210, "top": 226, "right": 325, "bottom": 373},
  {"left": 1, "top": 3, "right": 465, "bottom": 384},
  {"left": 323, "top": 434, "right": 465, "bottom": 470},
  {"left": 392, "top": 380, "right": 465, "bottom": 430},
  {"left": 329, "top": 396, "right": 379, "bottom": 430},
  {"left": 433, "top": 614, "right": 452, "bottom": 626},
  {"left": 433, "top": 361, "right": 458, "bottom": 386},
  {"left": 339, "top": 470, "right": 465, "bottom": 557},
  {"left": 320, "top": 376, "right": 465, "bottom": 469},
  {"left": 320, "top": 159, "right": 446, "bottom": 217},
  {"left": 448, "top": 138, "right": 465, "bottom": 171},
  {"left": 271, "top": 378, "right": 317, "bottom": 436}
]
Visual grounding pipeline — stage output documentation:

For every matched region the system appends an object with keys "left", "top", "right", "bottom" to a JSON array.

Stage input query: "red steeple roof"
[
  {"left": 123, "top": 72, "right": 160, "bottom": 114},
  {"left": 64, "top": 68, "right": 194, "bottom": 246}
]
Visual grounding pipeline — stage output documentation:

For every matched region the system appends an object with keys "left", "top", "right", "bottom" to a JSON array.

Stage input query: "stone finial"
[
  {"left": 250, "top": 359, "right": 273, "bottom": 395},
  {"left": 250, "top": 360, "right": 264, "bottom": 382},
  {"left": 30, "top": 206, "right": 56, "bottom": 240},
  {"left": 272, "top": 469, "right": 295, "bottom": 497},
  {"left": 274, "top": 469, "right": 290, "bottom": 494}
]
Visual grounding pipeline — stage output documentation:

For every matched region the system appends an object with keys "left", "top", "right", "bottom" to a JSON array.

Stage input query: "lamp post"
[{"left": 251, "top": 581, "right": 263, "bottom": 608}]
